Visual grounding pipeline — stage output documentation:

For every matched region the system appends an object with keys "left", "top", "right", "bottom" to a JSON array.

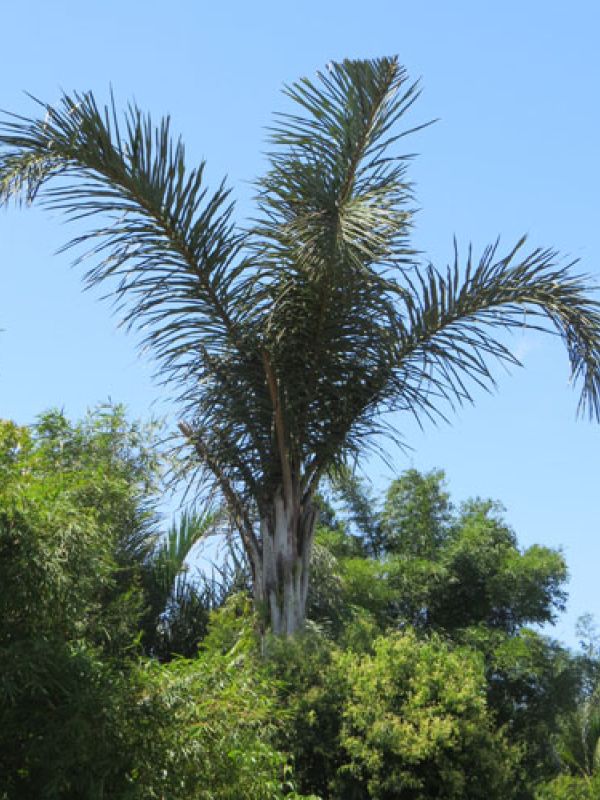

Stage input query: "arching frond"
[
  {"left": 0, "top": 91, "right": 273, "bottom": 503},
  {"left": 147, "top": 508, "right": 218, "bottom": 601},
  {"left": 389, "top": 239, "right": 600, "bottom": 424},
  {"left": 0, "top": 91, "right": 249, "bottom": 368}
]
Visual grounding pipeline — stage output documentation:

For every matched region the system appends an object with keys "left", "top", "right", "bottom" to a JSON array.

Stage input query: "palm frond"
[
  {"left": 0, "top": 91, "right": 250, "bottom": 370},
  {"left": 387, "top": 239, "right": 600, "bottom": 424},
  {"left": 0, "top": 91, "right": 275, "bottom": 505},
  {"left": 149, "top": 508, "right": 218, "bottom": 598},
  {"left": 256, "top": 56, "right": 421, "bottom": 277}
]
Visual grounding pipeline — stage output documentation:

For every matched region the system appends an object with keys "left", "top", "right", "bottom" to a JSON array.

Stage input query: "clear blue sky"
[{"left": 1, "top": 1, "right": 598, "bottom": 646}]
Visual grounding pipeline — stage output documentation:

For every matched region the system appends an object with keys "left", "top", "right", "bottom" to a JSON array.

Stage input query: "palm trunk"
[{"left": 253, "top": 487, "right": 317, "bottom": 636}]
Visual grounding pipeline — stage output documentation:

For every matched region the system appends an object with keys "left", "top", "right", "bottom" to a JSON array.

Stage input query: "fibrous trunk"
[{"left": 253, "top": 488, "right": 317, "bottom": 636}]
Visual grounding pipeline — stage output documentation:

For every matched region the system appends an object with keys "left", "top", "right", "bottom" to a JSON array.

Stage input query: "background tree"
[
  {"left": 0, "top": 410, "right": 311, "bottom": 800},
  {"left": 0, "top": 410, "right": 148, "bottom": 797},
  {"left": 0, "top": 407, "right": 222, "bottom": 661},
  {"left": 306, "top": 469, "right": 580, "bottom": 797},
  {"left": 380, "top": 468, "right": 452, "bottom": 558},
  {"left": 336, "top": 631, "right": 519, "bottom": 800},
  {"left": 535, "top": 670, "right": 600, "bottom": 798},
  {"left": 2, "top": 58, "right": 600, "bottom": 635},
  {"left": 309, "top": 470, "right": 568, "bottom": 633}
]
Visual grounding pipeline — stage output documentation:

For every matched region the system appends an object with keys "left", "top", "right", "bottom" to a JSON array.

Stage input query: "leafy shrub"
[
  {"left": 535, "top": 775, "right": 600, "bottom": 800},
  {"left": 335, "top": 630, "right": 519, "bottom": 800},
  {"left": 266, "top": 627, "right": 519, "bottom": 800}
]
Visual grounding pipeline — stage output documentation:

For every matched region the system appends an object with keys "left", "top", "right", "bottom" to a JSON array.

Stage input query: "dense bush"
[{"left": 0, "top": 412, "right": 309, "bottom": 800}]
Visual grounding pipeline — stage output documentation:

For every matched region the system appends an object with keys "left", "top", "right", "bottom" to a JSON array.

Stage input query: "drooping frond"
[
  {"left": 0, "top": 92, "right": 248, "bottom": 366},
  {"left": 388, "top": 239, "right": 600, "bottom": 424},
  {"left": 0, "top": 92, "right": 272, "bottom": 509}
]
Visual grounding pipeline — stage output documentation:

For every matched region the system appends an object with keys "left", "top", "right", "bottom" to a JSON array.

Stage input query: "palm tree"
[
  {"left": 1, "top": 57, "right": 600, "bottom": 635},
  {"left": 556, "top": 693, "right": 600, "bottom": 780},
  {"left": 138, "top": 508, "right": 221, "bottom": 658}
]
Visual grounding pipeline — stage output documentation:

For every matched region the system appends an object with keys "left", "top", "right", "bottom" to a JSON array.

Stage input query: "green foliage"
[
  {"left": 0, "top": 406, "right": 594, "bottom": 798},
  {"left": 267, "top": 627, "right": 518, "bottom": 800},
  {"left": 5, "top": 405, "right": 238, "bottom": 660},
  {"left": 1, "top": 640, "right": 137, "bottom": 799},
  {"left": 0, "top": 412, "right": 313, "bottom": 799},
  {"left": 305, "top": 541, "right": 348, "bottom": 635},
  {"left": 0, "top": 411, "right": 144, "bottom": 652},
  {"left": 476, "top": 628, "right": 579, "bottom": 791},
  {"left": 535, "top": 774, "right": 600, "bottom": 800},
  {"left": 308, "top": 531, "right": 394, "bottom": 636},
  {"left": 311, "top": 468, "right": 576, "bottom": 796},
  {"left": 574, "top": 614, "right": 600, "bottom": 696},
  {"left": 1, "top": 607, "right": 306, "bottom": 799},
  {"left": 330, "top": 468, "right": 382, "bottom": 556},
  {"left": 266, "top": 628, "right": 346, "bottom": 799},
  {"left": 536, "top": 644, "right": 600, "bottom": 799},
  {"left": 336, "top": 631, "right": 519, "bottom": 800},
  {"left": 0, "top": 411, "right": 146, "bottom": 797},
  {"left": 556, "top": 695, "right": 600, "bottom": 779},
  {"left": 123, "top": 606, "right": 304, "bottom": 800},
  {"left": 315, "top": 469, "right": 568, "bottom": 639},
  {"left": 426, "top": 499, "right": 567, "bottom": 633},
  {"left": 0, "top": 406, "right": 222, "bottom": 660},
  {"left": 139, "top": 508, "right": 220, "bottom": 659},
  {"left": 381, "top": 468, "right": 452, "bottom": 557},
  {"left": 31, "top": 406, "right": 162, "bottom": 562}
]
